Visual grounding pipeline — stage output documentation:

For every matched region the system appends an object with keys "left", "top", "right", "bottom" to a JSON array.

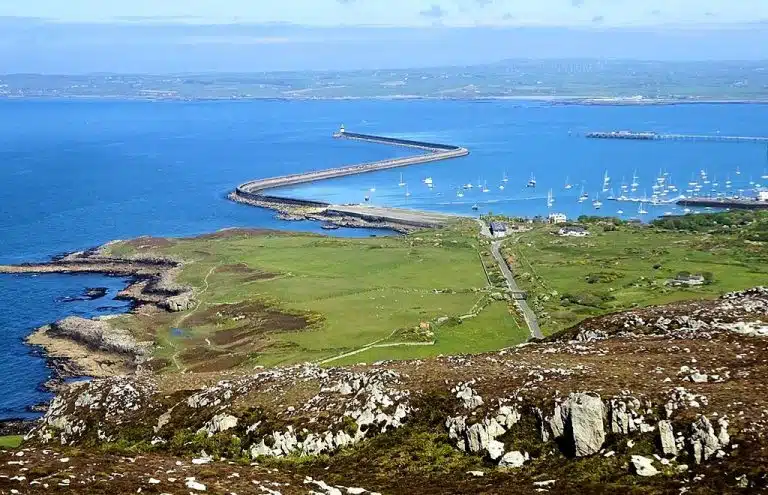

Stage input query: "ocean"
[{"left": 1, "top": 99, "right": 766, "bottom": 419}]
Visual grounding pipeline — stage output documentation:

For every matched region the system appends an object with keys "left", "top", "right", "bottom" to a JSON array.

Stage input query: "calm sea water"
[{"left": 1, "top": 99, "right": 766, "bottom": 419}]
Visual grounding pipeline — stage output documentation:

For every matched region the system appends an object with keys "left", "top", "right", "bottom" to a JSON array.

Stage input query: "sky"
[
  {"left": 2, "top": 0, "right": 768, "bottom": 27},
  {"left": 0, "top": 0, "right": 767, "bottom": 72}
]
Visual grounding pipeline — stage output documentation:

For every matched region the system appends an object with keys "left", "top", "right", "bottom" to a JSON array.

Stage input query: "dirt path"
[{"left": 168, "top": 264, "right": 219, "bottom": 371}]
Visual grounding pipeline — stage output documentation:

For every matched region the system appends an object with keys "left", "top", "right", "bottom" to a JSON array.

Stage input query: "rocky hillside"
[{"left": 2, "top": 288, "right": 767, "bottom": 494}]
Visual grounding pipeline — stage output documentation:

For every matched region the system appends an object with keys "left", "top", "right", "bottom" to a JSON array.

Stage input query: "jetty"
[
  {"left": 585, "top": 131, "right": 768, "bottom": 144},
  {"left": 230, "top": 128, "right": 469, "bottom": 230},
  {"left": 676, "top": 197, "right": 768, "bottom": 210}
]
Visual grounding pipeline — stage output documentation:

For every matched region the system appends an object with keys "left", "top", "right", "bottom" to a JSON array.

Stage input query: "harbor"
[{"left": 230, "top": 127, "right": 470, "bottom": 230}]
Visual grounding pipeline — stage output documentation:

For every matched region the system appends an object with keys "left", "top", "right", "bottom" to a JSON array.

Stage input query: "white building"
[
  {"left": 558, "top": 226, "right": 589, "bottom": 237},
  {"left": 758, "top": 190, "right": 768, "bottom": 202},
  {"left": 548, "top": 213, "right": 567, "bottom": 224},
  {"left": 489, "top": 222, "right": 508, "bottom": 238}
]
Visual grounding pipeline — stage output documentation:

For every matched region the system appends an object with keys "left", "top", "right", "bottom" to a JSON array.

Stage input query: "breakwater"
[
  {"left": 676, "top": 198, "right": 768, "bottom": 210},
  {"left": 586, "top": 131, "right": 768, "bottom": 143},
  {"left": 230, "top": 131, "right": 469, "bottom": 230}
]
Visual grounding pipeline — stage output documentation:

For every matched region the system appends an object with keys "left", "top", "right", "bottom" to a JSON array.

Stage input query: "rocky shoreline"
[
  {"left": 0, "top": 248, "right": 196, "bottom": 420},
  {"left": 228, "top": 192, "right": 420, "bottom": 233}
]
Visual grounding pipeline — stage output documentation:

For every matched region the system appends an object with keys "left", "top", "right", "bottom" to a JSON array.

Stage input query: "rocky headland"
[{"left": 1, "top": 287, "right": 765, "bottom": 493}]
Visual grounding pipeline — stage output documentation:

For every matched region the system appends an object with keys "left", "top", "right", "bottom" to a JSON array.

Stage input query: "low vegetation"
[
  {"left": 104, "top": 221, "right": 528, "bottom": 371},
  {"left": 501, "top": 212, "right": 768, "bottom": 334}
]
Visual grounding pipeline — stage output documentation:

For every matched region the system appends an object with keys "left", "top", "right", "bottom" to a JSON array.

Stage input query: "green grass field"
[
  {"left": 503, "top": 220, "right": 768, "bottom": 335},
  {"left": 0, "top": 436, "right": 23, "bottom": 449},
  {"left": 107, "top": 222, "right": 529, "bottom": 371}
]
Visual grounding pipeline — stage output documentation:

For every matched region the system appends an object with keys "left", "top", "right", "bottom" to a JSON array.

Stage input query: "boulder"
[
  {"left": 487, "top": 439, "right": 505, "bottom": 461},
  {"left": 499, "top": 451, "right": 528, "bottom": 468},
  {"left": 658, "top": 420, "right": 678, "bottom": 456},
  {"left": 631, "top": 455, "right": 659, "bottom": 477},
  {"left": 568, "top": 393, "right": 606, "bottom": 457}
]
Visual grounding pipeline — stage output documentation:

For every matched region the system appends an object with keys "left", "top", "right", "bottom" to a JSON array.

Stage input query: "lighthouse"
[{"left": 339, "top": 124, "right": 345, "bottom": 134}]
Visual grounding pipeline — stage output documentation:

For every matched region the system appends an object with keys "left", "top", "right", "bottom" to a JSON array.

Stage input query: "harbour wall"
[
  {"left": 233, "top": 131, "right": 468, "bottom": 205},
  {"left": 676, "top": 198, "right": 768, "bottom": 210},
  {"left": 586, "top": 131, "right": 768, "bottom": 143}
]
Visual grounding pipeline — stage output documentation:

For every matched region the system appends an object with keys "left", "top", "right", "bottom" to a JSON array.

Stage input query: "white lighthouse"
[{"left": 339, "top": 124, "right": 346, "bottom": 134}]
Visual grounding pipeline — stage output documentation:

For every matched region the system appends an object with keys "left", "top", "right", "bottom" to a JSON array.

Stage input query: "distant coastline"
[{"left": 3, "top": 95, "right": 768, "bottom": 105}]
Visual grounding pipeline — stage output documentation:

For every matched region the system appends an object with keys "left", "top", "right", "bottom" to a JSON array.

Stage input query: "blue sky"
[
  {"left": 2, "top": 0, "right": 768, "bottom": 27},
  {"left": 0, "top": 1, "right": 767, "bottom": 72}
]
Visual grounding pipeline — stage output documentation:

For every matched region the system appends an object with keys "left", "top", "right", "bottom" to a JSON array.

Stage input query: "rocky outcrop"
[{"left": 46, "top": 316, "right": 151, "bottom": 359}]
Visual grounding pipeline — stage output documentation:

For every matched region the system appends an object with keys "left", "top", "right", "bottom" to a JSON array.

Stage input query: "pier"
[
  {"left": 676, "top": 198, "right": 768, "bottom": 210},
  {"left": 586, "top": 131, "right": 768, "bottom": 144},
  {"left": 231, "top": 129, "right": 469, "bottom": 230}
]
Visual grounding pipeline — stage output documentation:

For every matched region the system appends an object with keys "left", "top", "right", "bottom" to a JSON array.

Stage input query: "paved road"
[
  {"left": 475, "top": 219, "right": 543, "bottom": 340},
  {"left": 490, "top": 240, "right": 543, "bottom": 340}
]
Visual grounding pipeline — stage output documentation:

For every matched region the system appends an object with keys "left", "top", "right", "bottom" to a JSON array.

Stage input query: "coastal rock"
[
  {"left": 165, "top": 294, "right": 196, "bottom": 312},
  {"left": 47, "top": 316, "right": 150, "bottom": 358}
]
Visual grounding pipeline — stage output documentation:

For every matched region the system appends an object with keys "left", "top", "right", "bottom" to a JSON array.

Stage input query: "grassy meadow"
[
  {"left": 502, "top": 215, "right": 768, "bottom": 335},
  {"left": 106, "top": 222, "right": 528, "bottom": 371}
]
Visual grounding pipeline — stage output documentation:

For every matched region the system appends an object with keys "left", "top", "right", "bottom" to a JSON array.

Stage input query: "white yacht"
[
  {"left": 398, "top": 173, "right": 406, "bottom": 187},
  {"left": 527, "top": 173, "right": 537, "bottom": 188},
  {"left": 638, "top": 203, "right": 648, "bottom": 215},
  {"left": 592, "top": 194, "right": 603, "bottom": 209},
  {"left": 564, "top": 176, "right": 573, "bottom": 190},
  {"left": 423, "top": 177, "right": 433, "bottom": 185}
]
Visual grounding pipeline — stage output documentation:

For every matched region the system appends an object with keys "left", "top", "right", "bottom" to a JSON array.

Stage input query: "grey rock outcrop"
[
  {"left": 689, "top": 416, "right": 730, "bottom": 464},
  {"left": 658, "top": 420, "right": 677, "bottom": 457},
  {"left": 48, "top": 316, "right": 151, "bottom": 358},
  {"left": 549, "top": 393, "right": 606, "bottom": 457},
  {"left": 569, "top": 393, "right": 606, "bottom": 457}
]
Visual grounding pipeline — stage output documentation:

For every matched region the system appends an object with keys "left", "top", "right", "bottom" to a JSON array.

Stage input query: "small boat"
[
  {"left": 502, "top": 171, "right": 509, "bottom": 183},
  {"left": 321, "top": 223, "right": 340, "bottom": 230},
  {"left": 456, "top": 189, "right": 464, "bottom": 198},
  {"left": 631, "top": 170, "right": 639, "bottom": 192},
  {"left": 592, "top": 194, "right": 603, "bottom": 209},
  {"left": 663, "top": 211, "right": 673, "bottom": 216},
  {"left": 364, "top": 195, "right": 370, "bottom": 202},
  {"left": 564, "top": 176, "right": 573, "bottom": 190},
  {"left": 482, "top": 182, "right": 490, "bottom": 193},
  {"left": 527, "top": 173, "right": 537, "bottom": 188},
  {"left": 499, "top": 185, "right": 505, "bottom": 191},
  {"left": 638, "top": 203, "right": 648, "bottom": 215},
  {"left": 471, "top": 203, "right": 479, "bottom": 211},
  {"left": 578, "top": 186, "right": 589, "bottom": 202},
  {"left": 735, "top": 166, "right": 741, "bottom": 176},
  {"left": 762, "top": 169, "right": 768, "bottom": 180},
  {"left": 423, "top": 177, "right": 433, "bottom": 185},
  {"left": 398, "top": 173, "right": 406, "bottom": 187},
  {"left": 547, "top": 189, "right": 554, "bottom": 208},
  {"left": 464, "top": 183, "right": 473, "bottom": 189},
  {"left": 370, "top": 186, "right": 376, "bottom": 193},
  {"left": 617, "top": 209, "right": 624, "bottom": 215},
  {"left": 683, "top": 208, "right": 692, "bottom": 214},
  {"left": 405, "top": 186, "right": 411, "bottom": 197}
]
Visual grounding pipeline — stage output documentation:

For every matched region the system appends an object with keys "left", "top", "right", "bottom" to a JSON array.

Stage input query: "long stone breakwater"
[{"left": 229, "top": 130, "right": 470, "bottom": 231}]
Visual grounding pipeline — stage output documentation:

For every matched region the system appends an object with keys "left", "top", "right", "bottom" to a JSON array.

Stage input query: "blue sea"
[{"left": 1, "top": 99, "right": 766, "bottom": 419}]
